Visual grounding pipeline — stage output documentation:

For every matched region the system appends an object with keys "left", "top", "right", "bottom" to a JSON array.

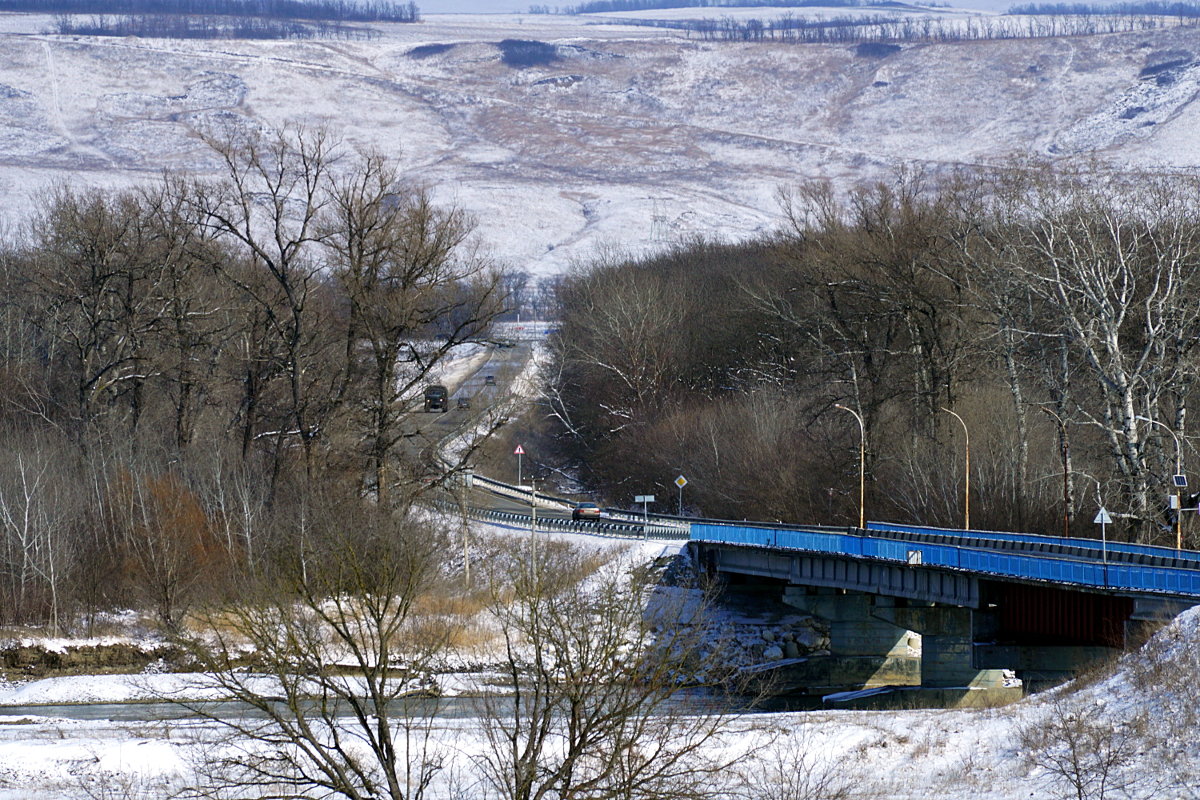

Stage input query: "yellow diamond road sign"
[{"left": 675, "top": 475, "right": 688, "bottom": 488}]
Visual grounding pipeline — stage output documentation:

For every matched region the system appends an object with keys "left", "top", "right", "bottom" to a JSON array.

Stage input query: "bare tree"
[
  {"left": 101, "top": 461, "right": 232, "bottom": 632},
  {"left": 734, "top": 728, "right": 854, "bottom": 800},
  {"left": 179, "top": 500, "right": 458, "bottom": 800},
  {"left": 474, "top": 537, "right": 748, "bottom": 800},
  {"left": 0, "top": 428, "right": 77, "bottom": 633},
  {"left": 1020, "top": 694, "right": 1148, "bottom": 800},
  {"left": 551, "top": 260, "right": 688, "bottom": 439},
  {"left": 189, "top": 124, "right": 342, "bottom": 480},
  {"left": 323, "top": 148, "right": 505, "bottom": 501},
  {"left": 996, "top": 169, "right": 1200, "bottom": 534},
  {"left": 27, "top": 187, "right": 175, "bottom": 445}
]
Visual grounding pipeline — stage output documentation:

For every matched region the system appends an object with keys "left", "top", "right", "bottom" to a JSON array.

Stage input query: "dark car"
[
  {"left": 572, "top": 502, "right": 602, "bottom": 521},
  {"left": 423, "top": 384, "right": 449, "bottom": 412},
  {"left": 484, "top": 374, "right": 497, "bottom": 386}
]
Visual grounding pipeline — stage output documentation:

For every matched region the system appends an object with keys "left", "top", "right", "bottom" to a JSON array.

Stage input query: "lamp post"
[
  {"left": 530, "top": 477, "right": 538, "bottom": 536},
  {"left": 941, "top": 407, "right": 970, "bottom": 531},
  {"left": 1039, "top": 406, "right": 1071, "bottom": 540},
  {"left": 1134, "top": 415, "right": 1183, "bottom": 552},
  {"left": 835, "top": 404, "right": 865, "bottom": 529}
]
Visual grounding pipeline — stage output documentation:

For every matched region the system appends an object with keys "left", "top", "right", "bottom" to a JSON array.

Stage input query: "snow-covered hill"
[{"left": 1, "top": 12, "right": 1199, "bottom": 274}]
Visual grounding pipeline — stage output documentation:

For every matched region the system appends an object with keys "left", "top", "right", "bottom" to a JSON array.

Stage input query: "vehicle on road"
[
  {"left": 484, "top": 374, "right": 496, "bottom": 386},
  {"left": 572, "top": 502, "right": 602, "bottom": 521},
  {"left": 423, "top": 384, "right": 449, "bottom": 412},
  {"left": 457, "top": 396, "right": 471, "bottom": 409}
]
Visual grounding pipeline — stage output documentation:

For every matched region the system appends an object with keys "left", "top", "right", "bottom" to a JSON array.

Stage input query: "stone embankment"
[{"left": 718, "top": 615, "right": 833, "bottom": 665}]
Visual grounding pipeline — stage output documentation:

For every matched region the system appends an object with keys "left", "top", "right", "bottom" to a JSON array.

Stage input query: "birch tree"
[{"left": 999, "top": 170, "right": 1200, "bottom": 534}]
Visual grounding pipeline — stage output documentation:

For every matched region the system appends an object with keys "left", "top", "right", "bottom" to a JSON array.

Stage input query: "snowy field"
[
  {"left": 4, "top": 9, "right": 1200, "bottom": 797},
  {"left": 1, "top": 514, "right": 1197, "bottom": 800},
  {"left": 2, "top": 11, "right": 1200, "bottom": 275}
]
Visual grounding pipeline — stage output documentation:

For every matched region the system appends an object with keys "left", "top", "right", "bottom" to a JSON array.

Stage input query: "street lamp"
[
  {"left": 834, "top": 403, "right": 865, "bottom": 529},
  {"left": 941, "top": 407, "right": 970, "bottom": 531},
  {"left": 1135, "top": 415, "right": 1184, "bottom": 552}
]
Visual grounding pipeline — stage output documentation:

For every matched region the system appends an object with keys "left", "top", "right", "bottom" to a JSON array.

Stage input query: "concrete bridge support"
[
  {"left": 781, "top": 588, "right": 920, "bottom": 687},
  {"left": 781, "top": 588, "right": 1013, "bottom": 693},
  {"left": 873, "top": 606, "right": 1011, "bottom": 689}
]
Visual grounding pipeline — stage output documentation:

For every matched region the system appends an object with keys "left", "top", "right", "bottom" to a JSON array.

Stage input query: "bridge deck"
[{"left": 692, "top": 522, "right": 1200, "bottom": 599}]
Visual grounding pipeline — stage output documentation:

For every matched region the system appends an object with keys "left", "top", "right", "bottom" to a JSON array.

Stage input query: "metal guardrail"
[
  {"left": 430, "top": 497, "right": 686, "bottom": 541},
  {"left": 471, "top": 474, "right": 574, "bottom": 511},
  {"left": 470, "top": 474, "right": 692, "bottom": 535},
  {"left": 692, "top": 522, "right": 1200, "bottom": 599},
  {"left": 435, "top": 356, "right": 1198, "bottom": 591}
]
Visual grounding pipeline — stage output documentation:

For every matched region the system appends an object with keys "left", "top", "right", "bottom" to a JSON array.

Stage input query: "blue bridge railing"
[
  {"left": 692, "top": 522, "right": 1200, "bottom": 599},
  {"left": 867, "top": 520, "right": 1200, "bottom": 567}
]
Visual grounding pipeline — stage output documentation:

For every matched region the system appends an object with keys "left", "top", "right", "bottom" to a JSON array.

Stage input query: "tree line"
[
  {"left": 0, "top": 0, "right": 420, "bottom": 22},
  {"left": 600, "top": 9, "right": 1193, "bottom": 43},
  {"left": 1011, "top": 1, "right": 1200, "bottom": 18},
  {"left": 49, "top": 13, "right": 385, "bottom": 38},
  {"left": 547, "top": 166, "right": 1200, "bottom": 547},
  {"left": 529, "top": 0, "right": 865, "bottom": 14},
  {"left": 0, "top": 126, "right": 507, "bottom": 634}
]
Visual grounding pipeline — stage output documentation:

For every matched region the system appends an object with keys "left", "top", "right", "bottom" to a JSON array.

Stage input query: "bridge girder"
[{"left": 695, "top": 543, "right": 979, "bottom": 608}]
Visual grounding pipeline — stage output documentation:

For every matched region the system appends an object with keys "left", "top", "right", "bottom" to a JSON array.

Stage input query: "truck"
[{"left": 423, "top": 384, "right": 449, "bottom": 412}]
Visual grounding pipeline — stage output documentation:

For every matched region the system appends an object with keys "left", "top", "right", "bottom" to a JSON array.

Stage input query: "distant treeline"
[
  {"left": 0, "top": 0, "right": 420, "bottom": 22},
  {"left": 597, "top": 8, "right": 1193, "bottom": 41},
  {"left": 528, "top": 0, "right": 870, "bottom": 14},
  {"left": 1010, "top": 1, "right": 1200, "bottom": 15},
  {"left": 50, "top": 12, "right": 384, "bottom": 37}
]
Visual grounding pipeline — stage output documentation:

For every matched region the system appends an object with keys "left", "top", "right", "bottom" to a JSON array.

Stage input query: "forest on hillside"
[
  {"left": 546, "top": 166, "right": 1200, "bottom": 547},
  {"left": 0, "top": 0, "right": 419, "bottom": 20},
  {"left": 597, "top": 11, "right": 1192, "bottom": 42},
  {"left": 0, "top": 127, "right": 507, "bottom": 634},
  {"left": 0, "top": 0, "right": 420, "bottom": 39}
]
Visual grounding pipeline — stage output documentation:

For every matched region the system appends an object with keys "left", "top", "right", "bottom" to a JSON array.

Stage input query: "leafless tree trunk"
[
  {"left": 189, "top": 124, "right": 341, "bottom": 481},
  {"left": 179, "top": 500, "right": 458, "bottom": 800},
  {"left": 323, "top": 149, "right": 505, "bottom": 502},
  {"left": 475, "top": 537, "right": 749, "bottom": 800},
  {"left": 996, "top": 169, "right": 1200, "bottom": 536}
]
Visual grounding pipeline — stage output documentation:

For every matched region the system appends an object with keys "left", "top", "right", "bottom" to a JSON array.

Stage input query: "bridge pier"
[
  {"left": 873, "top": 606, "right": 1012, "bottom": 690},
  {"left": 691, "top": 536, "right": 1188, "bottom": 705},
  {"left": 781, "top": 588, "right": 920, "bottom": 688},
  {"left": 782, "top": 588, "right": 1014, "bottom": 692}
]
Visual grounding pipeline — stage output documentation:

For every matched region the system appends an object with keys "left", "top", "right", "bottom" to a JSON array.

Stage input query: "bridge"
[
  {"left": 451, "top": 469, "right": 1200, "bottom": 701},
  {"left": 431, "top": 345, "right": 1200, "bottom": 704},
  {"left": 689, "top": 519, "right": 1200, "bottom": 703}
]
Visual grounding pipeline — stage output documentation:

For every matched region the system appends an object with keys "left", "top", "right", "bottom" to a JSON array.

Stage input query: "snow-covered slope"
[{"left": 1, "top": 13, "right": 1199, "bottom": 274}]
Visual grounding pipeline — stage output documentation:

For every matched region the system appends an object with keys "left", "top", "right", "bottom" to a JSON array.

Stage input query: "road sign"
[
  {"left": 1094, "top": 507, "right": 1112, "bottom": 579},
  {"left": 514, "top": 444, "right": 525, "bottom": 455},
  {"left": 635, "top": 495, "right": 656, "bottom": 503},
  {"left": 675, "top": 475, "right": 688, "bottom": 488}
]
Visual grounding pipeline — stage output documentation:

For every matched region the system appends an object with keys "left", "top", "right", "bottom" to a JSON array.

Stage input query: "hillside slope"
[{"left": 1, "top": 13, "right": 1199, "bottom": 272}]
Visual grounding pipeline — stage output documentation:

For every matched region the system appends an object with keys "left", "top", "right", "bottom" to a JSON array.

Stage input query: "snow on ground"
[
  {"left": 4, "top": 504, "right": 1198, "bottom": 799},
  {"left": 2, "top": 13, "right": 1200, "bottom": 278},
  {"left": 2, "top": 608, "right": 1197, "bottom": 800},
  {"left": 2, "top": 9, "right": 1200, "bottom": 797}
]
